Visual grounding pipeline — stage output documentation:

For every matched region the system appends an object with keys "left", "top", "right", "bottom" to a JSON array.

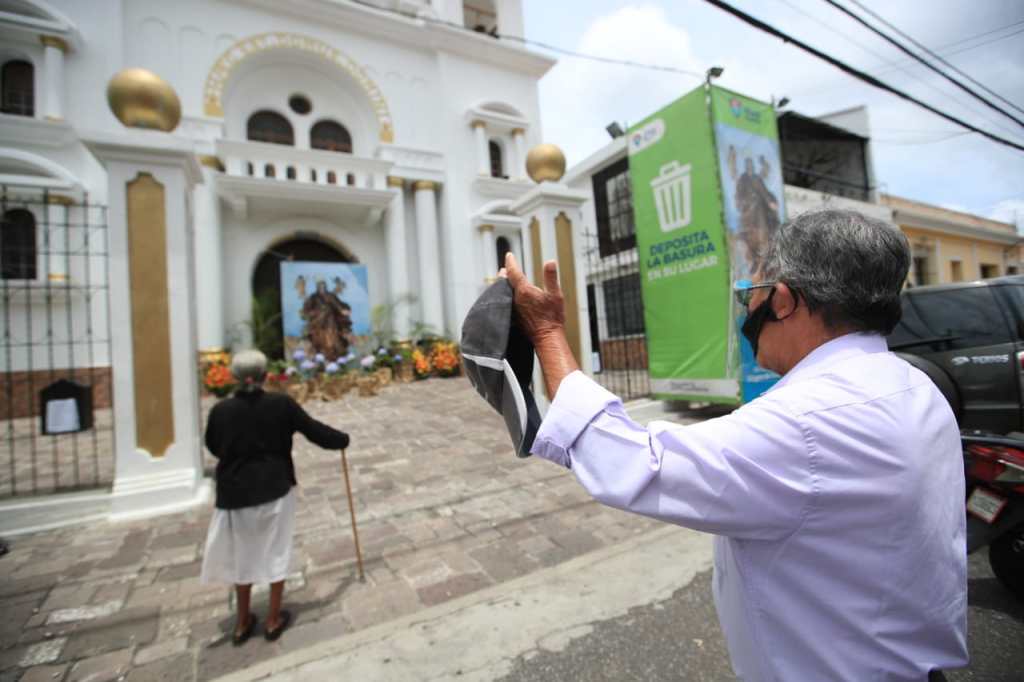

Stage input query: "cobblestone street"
[{"left": 0, "top": 378, "right": 660, "bottom": 682}]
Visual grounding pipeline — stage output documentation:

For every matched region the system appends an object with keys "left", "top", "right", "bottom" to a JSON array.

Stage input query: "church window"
[
  {"left": 489, "top": 140, "right": 505, "bottom": 179},
  {"left": 310, "top": 169, "right": 318, "bottom": 182},
  {"left": 289, "top": 94, "right": 312, "bottom": 115},
  {"left": 327, "top": 171, "right": 337, "bottom": 184},
  {"left": 1, "top": 60, "right": 34, "bottom": 117},
  {"left": 247, "top": 110, "right": 294, "bottom": 145},
  {"left": 1, "top": 209, "right": 37, "bottom": 279},
  {"left": 286, "top": 166, "right": 296, "bottom": 180},
  {"left": 346, "top": 173, "right": 356, "bottom": 186},
  {"left": 264, "top": 164, "right": 276, "bottom": 178},
  {"left": 310, "top": 120, "right": 352, "bottom": 153}
]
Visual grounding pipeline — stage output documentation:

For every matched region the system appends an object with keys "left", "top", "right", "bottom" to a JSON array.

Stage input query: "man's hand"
[
  {"left": 502, "top": 252, "right": 565, "bottom": 345},
  {"left": 501, "top": 253, "right": 579, "bottom": 400}
]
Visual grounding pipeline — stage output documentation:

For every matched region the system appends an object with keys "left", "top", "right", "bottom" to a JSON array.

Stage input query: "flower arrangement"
[
  {"left": 412, "top": 348, "right": 432, "bottom": 380},
  {"left": 430, "top": 341, "right": 461, "bottom": 378},
  {"left": 202, "top": 363, "right": 236, "bottom": 397}
]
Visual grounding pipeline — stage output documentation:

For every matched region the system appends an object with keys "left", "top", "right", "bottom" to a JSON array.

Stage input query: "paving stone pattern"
[{"left": 1, "top": 378, "right": 659, "bottom": 681}]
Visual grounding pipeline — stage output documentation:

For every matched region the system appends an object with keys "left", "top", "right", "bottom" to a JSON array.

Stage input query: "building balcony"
[{"left": 214, "top": 139, "right": 395, "bottom": 224}]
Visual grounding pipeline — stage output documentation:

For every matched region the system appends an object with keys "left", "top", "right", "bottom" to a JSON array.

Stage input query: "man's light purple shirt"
[{"left": 531, "top": 333, "right": 967, "bottom": 681}]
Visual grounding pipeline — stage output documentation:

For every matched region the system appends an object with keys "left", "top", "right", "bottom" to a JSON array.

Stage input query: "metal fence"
[
  {"left": 1, "top": 185, "right": 112, "bottom": 497},
  {"left": 582, "top": 227, "right": 650, "bottom": 401}
]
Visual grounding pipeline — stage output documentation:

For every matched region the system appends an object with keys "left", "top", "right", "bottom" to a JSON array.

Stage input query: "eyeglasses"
[{"left": 733, "top": 279, "right": 776, "bottom": 307}]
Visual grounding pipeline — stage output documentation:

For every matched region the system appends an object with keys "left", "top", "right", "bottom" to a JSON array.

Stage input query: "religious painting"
[{"left": 280, "top": 262, "right": 370, "bottom": 361}]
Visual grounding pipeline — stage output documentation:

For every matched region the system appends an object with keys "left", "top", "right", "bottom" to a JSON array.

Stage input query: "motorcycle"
[{"left": 962, "top": 431, "right": 1024, "bottom": 599}]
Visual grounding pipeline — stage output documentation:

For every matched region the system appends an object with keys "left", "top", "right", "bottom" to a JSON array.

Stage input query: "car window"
[{"left": 891, "top": 287, "right": 1011, "bottom": 351}]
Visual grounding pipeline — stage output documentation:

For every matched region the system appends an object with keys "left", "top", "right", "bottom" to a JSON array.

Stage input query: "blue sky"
[{"left": 523, "top": 0, "right": 1024, "bottom": 228}]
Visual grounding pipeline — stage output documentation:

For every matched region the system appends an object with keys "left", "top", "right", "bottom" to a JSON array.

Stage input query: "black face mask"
[{"left": 741, "top": 288, "right": 777, "bottom": 360}]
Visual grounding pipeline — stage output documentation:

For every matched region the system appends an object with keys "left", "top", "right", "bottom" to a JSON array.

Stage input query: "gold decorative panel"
[
  {"left": 126, "top": 173, "right": 175, "bottom": 457},
  {"left": 203, "top": 32, "right": 394, "bottom": 142},
  {"left": 555, "top": 212, "right": 581, "bottom": 363},
  {"left": 529, "top": 217, "right": 543, "bottom": 288}
]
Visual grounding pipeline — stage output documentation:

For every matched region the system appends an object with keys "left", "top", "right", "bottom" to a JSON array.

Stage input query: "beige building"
[{"left": 882, "top": 195, "right": 1022, "bottom": 286}]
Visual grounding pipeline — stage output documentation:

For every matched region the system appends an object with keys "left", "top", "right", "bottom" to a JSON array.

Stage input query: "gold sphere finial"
[
  {"left": 106, "top": 68, "right": 181, "bottom": 132},
  {"left": 526, "top": 143, "right": 567, "bottom": 183}
]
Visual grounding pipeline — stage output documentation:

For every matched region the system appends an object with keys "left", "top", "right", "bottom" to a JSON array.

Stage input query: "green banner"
[{"left": 628, "top": 85, "right": 738, "bottom": 403}]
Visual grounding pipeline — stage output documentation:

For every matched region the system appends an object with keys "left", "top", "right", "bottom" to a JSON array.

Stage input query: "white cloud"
[{"left": 989, "top": 199, "right": 1024, "bottom": 230}]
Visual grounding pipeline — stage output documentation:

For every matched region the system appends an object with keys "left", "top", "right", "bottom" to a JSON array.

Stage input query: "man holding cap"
[{"left": 503, "top": 209, "right": 966, "bottom": 681}]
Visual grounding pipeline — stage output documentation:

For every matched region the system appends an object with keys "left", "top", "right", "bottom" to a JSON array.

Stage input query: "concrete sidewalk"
[
  {"left": 213, "top": 525, "right": 714, "bottom": 682},
  {"left": 0, "top": 378, "right": 691, "bottom": 682}
]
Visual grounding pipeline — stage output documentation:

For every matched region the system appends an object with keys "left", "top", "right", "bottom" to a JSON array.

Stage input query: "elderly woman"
[{"left": 200, "top": 350, "right": 349, "bottom": 645}]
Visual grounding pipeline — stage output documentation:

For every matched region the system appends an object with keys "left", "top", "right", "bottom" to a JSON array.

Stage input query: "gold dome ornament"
[
  {"left": 106, "top": 68, "right": 181, "bottom": 132},
  {"left": 525, "top": 143, "right": 567, "bottom": 183}
]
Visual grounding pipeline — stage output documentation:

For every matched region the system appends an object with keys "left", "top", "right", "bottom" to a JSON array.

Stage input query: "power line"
[
  {"left": 701, "top": 0, "right": 1024, "bottom": 152},
  {"left": 349, "top": 0, "right": 704, "bottom": 79},
  {"left": 820, "top": 0, "right": 1024, "bottom": 129},
  {"left": 847, "top": 0, "right": 1024, "bottom": 119},
  {"left": 823, "top": 0, "right": 1024, "bottom": 129},
  {"left": 775, "top": 0, "right": 1024, "bottom": 141}
]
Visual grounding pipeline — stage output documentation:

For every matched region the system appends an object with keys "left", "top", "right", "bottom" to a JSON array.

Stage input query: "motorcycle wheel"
[{"left": 989, "top": 522, "right": 1024, "bottom": 600}]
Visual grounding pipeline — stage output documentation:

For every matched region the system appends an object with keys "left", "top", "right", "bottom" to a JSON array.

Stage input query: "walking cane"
[{"left": 340, "top": 449, "right": 365, "bottom": 581}]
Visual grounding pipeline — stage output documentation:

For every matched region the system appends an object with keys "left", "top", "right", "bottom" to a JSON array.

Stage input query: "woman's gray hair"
[
  {"left": 230, "top": 349, "right": 267, "bottom": 392},
  {"left": 760, "top": 209, "right": 910, "bottom": 334}
]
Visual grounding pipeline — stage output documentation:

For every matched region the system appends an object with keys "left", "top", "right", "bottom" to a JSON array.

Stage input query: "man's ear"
[{"left": 772, "top": 282, "right": 799, "bottom": 320}]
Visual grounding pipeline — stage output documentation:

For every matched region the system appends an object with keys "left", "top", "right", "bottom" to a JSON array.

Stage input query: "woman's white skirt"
[{"left": 200, "top": 488, "right": 297, "bottom": 585}]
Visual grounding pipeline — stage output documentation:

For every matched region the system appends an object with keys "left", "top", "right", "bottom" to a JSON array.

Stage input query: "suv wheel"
[{"left": 989, "top": 522, "right": 1024, "bottom": 600}]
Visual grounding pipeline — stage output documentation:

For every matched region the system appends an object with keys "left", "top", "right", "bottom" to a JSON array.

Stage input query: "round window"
[{"left": 289, "top": 95, "right": 312, "bottom": 115}]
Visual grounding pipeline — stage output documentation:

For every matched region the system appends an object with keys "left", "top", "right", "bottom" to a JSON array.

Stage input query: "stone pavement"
[{"left": 0, "top": 377, "right": 677, "bottom": 682}]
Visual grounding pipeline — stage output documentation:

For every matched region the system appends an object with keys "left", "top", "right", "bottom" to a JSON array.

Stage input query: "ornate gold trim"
[
  {"left": 510, "top": 127, "right": 525, "bottom": 136},
  {"left": 48, "top": 273, "right": 69, "bottom": 282},
  {"left": 40, "top": 35, "right": 68, "bottom": 52},
  {"left": 555, "top": 212, "right": 581, "bottom": 363},
  {"left": 529, "top": 217, "right": 543, "bottom": 288},
  {"left": 127, "top": 173, "right": 175, "bottom": 458},
  {"left": 44, "top": 115, "right": 64, "bottom": 122},
  {"left": 413, "top": 180, "right": 438, "bottom": 192},
  {"left": 477, "top": 223, "right": 495, "bottom": 233},
  {"left": 202, "top": 32, "right": 395, "bottom": 142},
  {"left": 470, "top": 120, "right": 486, "bottom": 129},
  {"left": 198, "top": 155, "right": 225, "bottom": 172},
  {"left": 387, "top": 176, "right": 405, "bottom": 188},
  {"left": 47, "top": 194, "right": 73, "bottom": 206}
]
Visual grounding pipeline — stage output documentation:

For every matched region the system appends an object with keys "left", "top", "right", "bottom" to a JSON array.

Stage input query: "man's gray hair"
[
  {"left": 230, "top": 349, "right": 267, "bottom": 392},
  {"left": 760, "top": 209, "right": 910, "bottom": 334}
]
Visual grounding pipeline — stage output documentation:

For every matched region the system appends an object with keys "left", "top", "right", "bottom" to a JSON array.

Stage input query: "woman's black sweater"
[{"left": 204, "top": 389, "right": 349, "bottom": 509}]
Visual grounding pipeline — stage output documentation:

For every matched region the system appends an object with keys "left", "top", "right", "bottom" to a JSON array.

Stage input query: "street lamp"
[
  {"left": 706, "top": 66, "right": 724, "bottom": 82},
  {"left": 605, "top": 122, "right": 625, "bottom": 139}
]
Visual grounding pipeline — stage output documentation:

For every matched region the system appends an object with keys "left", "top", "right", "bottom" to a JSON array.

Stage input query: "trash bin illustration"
[{"left": 651, "top": 161, "right": 692, "bottom": 233}]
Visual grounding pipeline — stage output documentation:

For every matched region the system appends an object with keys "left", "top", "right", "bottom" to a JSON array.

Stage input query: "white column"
[
  {"left": 512, "top": 128, "right": 527, "bottom": 180},
  {"left": 386, "top": 176, "right": 410, "bottom": 338},
  {"left": 414, "top": 180, "right": 445, "bottom": 333},
  {"left": 472, "top": 120, "right": 489, "bottom": 176},
  {"left": 40, "top": 35, "right": 67, "bottom": 120},
  {"left": 194, "top": 164, "right": 224, "bottom": 350},
  {"left": 479, "top": 223, "right": 496, "bottom": 283}
]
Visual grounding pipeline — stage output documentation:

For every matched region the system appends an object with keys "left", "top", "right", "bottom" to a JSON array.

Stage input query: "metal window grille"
[{"left": 1, "top": 185, "right": 112, "bottom": 497}]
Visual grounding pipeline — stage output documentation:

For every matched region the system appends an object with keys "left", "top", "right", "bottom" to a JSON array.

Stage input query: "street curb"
[{"left": 211, "top": 524, "right": 713, "bottom": 681}]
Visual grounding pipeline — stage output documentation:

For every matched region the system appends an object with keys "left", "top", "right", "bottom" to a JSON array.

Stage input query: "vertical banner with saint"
[
  {"left": 710, "top": 86, "right": 786, "bottom": 402},
  {"left": 280, "top": 262, "right": 370, "bottom": 361}
]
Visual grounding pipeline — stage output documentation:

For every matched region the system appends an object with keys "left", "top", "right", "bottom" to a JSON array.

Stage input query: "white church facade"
[
  {"left": 1, "top": 0, "right": 587, "bottom": 525},
  {"left": 1, "top": 0, "right": 553, "bottom": 355}
]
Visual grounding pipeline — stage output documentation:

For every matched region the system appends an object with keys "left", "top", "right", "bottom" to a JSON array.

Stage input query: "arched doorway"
[{"left": 251, "top": 237, "right": 355, "bottom": 359}]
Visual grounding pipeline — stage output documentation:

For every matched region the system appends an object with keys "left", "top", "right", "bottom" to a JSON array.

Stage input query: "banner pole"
[{"left": 340, "top": 449, "right": 365, "bottom": 581}]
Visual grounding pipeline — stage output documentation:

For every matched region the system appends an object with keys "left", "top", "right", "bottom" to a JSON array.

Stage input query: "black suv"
[{"left": 887, "top": 275, "right": 1024, "bottom": 434}]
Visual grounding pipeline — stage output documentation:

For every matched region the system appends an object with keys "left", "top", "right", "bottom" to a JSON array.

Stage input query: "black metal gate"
[
  {"left": 1, "top": 185, "right": 112, "bottom": 497},
  {"left": 582, "top": 226, "right": 650, "bottom": 401}
]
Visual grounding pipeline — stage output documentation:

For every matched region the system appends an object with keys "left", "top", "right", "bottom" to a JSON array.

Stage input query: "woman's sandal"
[
  {"left": 232, "top": 615, "right": 257, "bottom": 647},
  {"left": 264, "top": 610, "right": 292, "bottom": 642}
]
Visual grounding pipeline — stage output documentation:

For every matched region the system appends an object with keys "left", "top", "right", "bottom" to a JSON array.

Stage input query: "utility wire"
[
  {"left": 701, "top": 0, "right": 1024, "bottom": 153},
  {"left": 847, "top": 0, "right": 1024, "bottom": 119},
  {"left": 821, "top": 0, "right": 1024, "bottom": 129},
  {"left": 350, "top": 0, "right": 705, "bottom": 79},
  {"left": 775, "top": 0, "right": 1023, "bottom": 141}
]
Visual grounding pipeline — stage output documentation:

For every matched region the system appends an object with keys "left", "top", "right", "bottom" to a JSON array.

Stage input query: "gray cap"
[{"left": 460, "top": 279, "right": 541, "bottom": 458}]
